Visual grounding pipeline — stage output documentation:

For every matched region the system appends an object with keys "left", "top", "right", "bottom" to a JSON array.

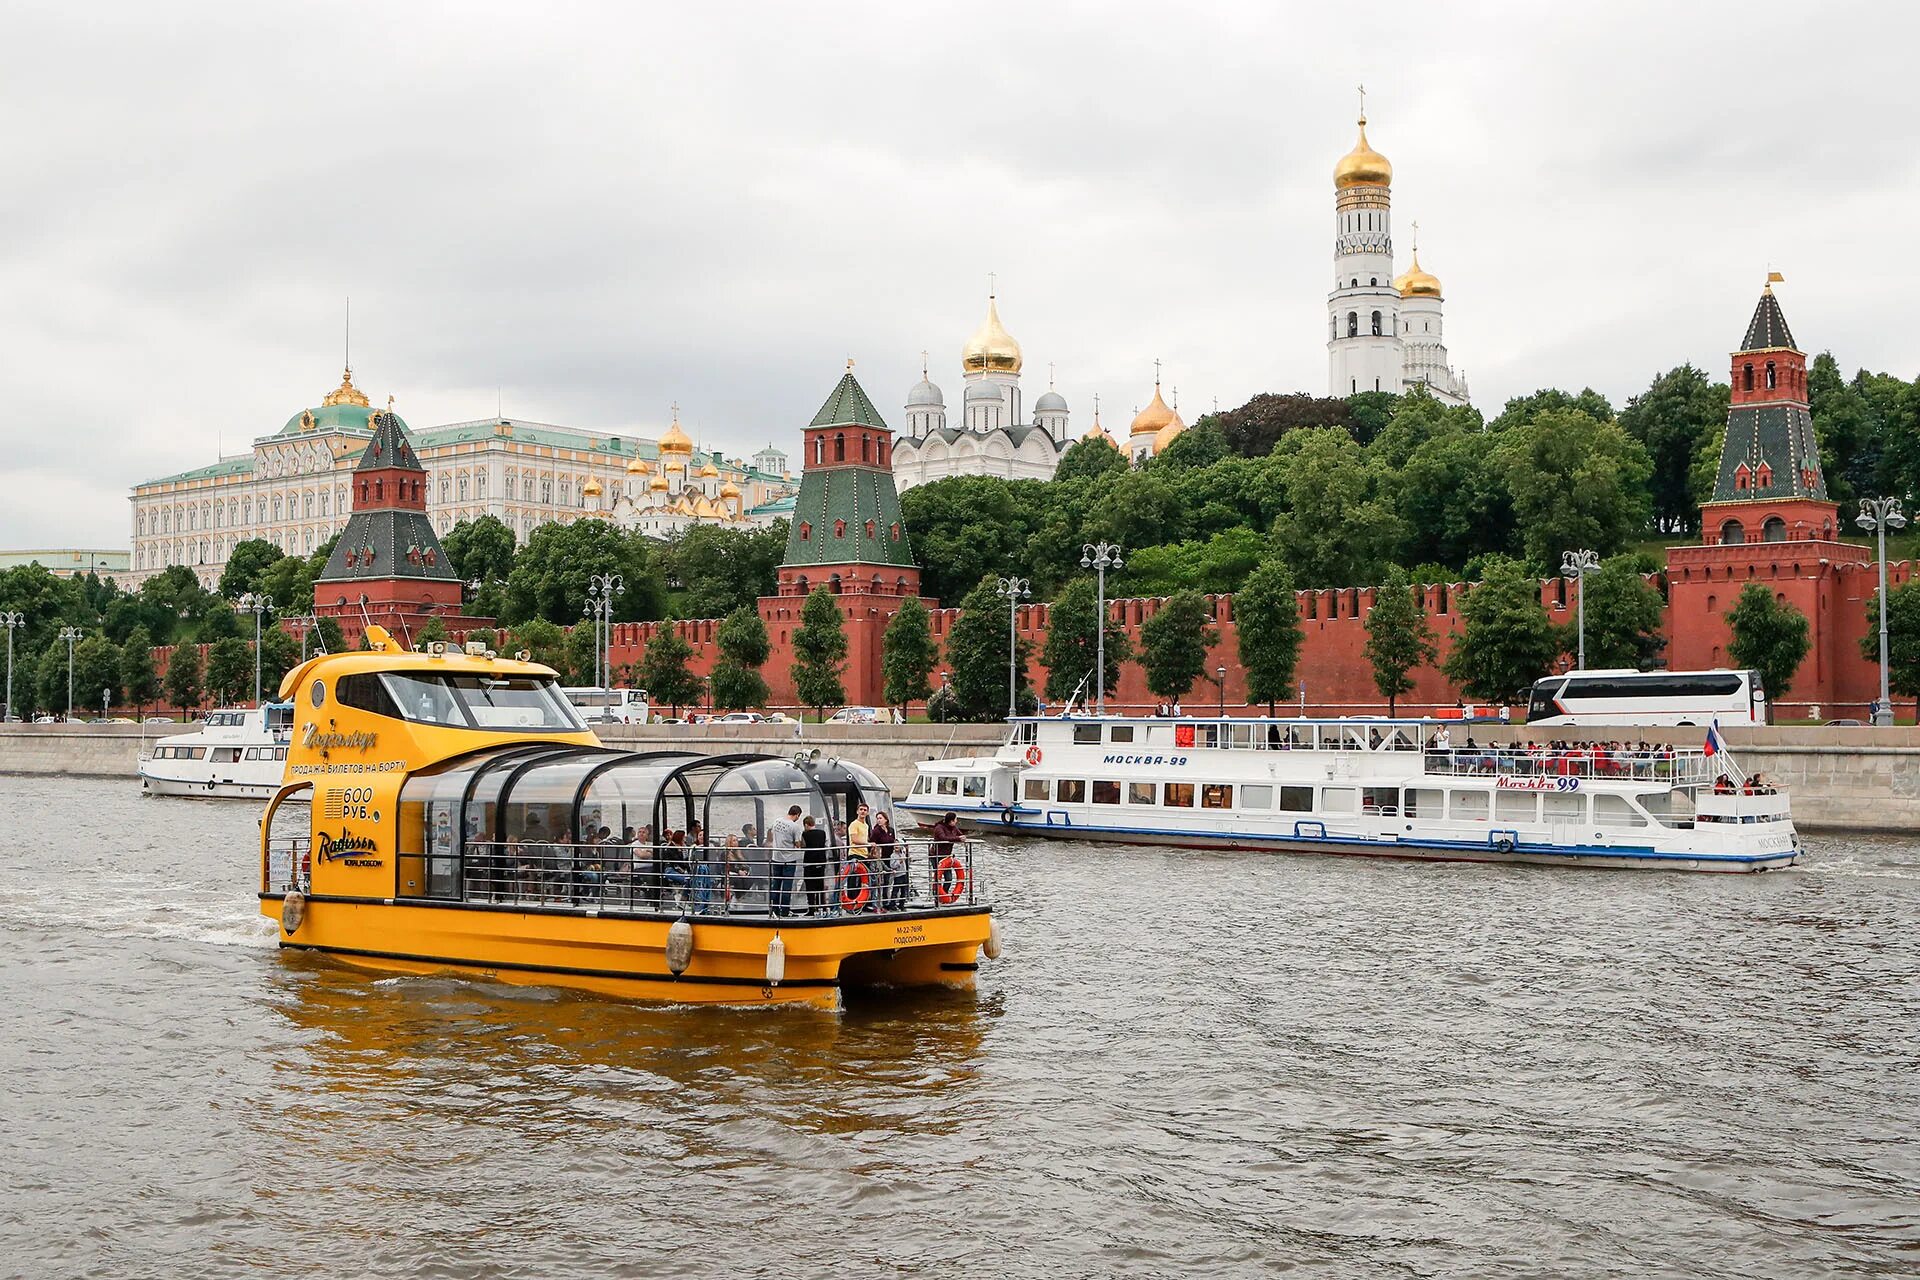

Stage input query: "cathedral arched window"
[
  {"left": 1743, "top": 363, "right": 1754, "bottom": 391},
  {"left": 1370, "top": 277, "right": 1377, "bottom": 287},
  {"left": 1765, "top": 361, "right": 1777, "bottom": 390},
  {"left": 1347, "top": 312, "right": 1358, "bottom": 338},
  {"left": 1720, "top": 519, "right": 1746, "bottom": 545},
  {"left": 1371, "top": 311, "right": 1382, "bottom": 336}
]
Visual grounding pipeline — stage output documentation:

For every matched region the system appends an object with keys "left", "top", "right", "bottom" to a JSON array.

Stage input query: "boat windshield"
[{"left": 378, "top": 671, "right": 586, "bottom": 733}]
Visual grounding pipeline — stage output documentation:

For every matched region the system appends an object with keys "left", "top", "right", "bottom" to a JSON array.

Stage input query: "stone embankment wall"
[{"left": 1, "top": 722, "right": 1914, "bottom": 833}]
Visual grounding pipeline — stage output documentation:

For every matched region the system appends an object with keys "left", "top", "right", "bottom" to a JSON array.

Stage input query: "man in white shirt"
[{"left": 768, "top": 804, "right": 804, "bottom": 916}]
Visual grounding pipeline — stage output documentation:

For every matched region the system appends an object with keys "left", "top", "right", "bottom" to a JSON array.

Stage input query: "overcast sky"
[{"left": 3, "top": 1, "right": 1915, "bottom": 548}]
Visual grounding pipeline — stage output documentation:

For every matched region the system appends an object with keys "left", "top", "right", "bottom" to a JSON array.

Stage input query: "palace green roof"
[
  {"left": 277, "top": 402, "right": 408, "bottom": 437},
  {"left": 140, "top": 457, "right": 256, "bottom": 486}
]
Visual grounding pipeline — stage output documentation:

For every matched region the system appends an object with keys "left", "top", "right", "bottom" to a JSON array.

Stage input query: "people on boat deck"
[
  {"left": 800, "top": 816, "right": 830, "bottom": 912},
  {"left": 769, "top": 805, "right": 804, "bottom": 916},
  {"left": 872, "top": 811, "right": 905, "bottom": 911},
  {"left": 929, "top": 812, "right": 963, "bottom": 885},
  {"left": 840, "top": 804, "right": 873, "bottom": 912}
]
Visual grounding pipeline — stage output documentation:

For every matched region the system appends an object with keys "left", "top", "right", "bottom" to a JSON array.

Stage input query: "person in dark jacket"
[{"left": 800, "top": 815, "right": 830, "bottom": 914}]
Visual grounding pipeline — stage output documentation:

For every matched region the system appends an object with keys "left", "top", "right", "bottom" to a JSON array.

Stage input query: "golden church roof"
[
  {"left": 1334, "top": 115, "right": 1392, "bottom": 190},
  {"left": 321, "top": 366, "right": 371, "bottom": 408},
  {"left": 659, "top": 409, "right": 693, "bottom": 455},
  {"left": 1394, "top": 249, "right": 1441, "bottom": 298},
  {"left": 962, "top": 295, "right": 1022, "bottom": 373},
  {"left": 626, "top": 454, "right": 652, "bottom": 475},
  {"left": 1129, "top": 383, "right": 1176, "bottom": 437}
]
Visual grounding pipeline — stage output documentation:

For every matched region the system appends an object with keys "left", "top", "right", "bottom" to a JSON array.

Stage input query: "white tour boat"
[
  {"left": 138, "top": 702, "right": 298, "bottom": 800},
  {"left": 904, "top": 716, "right": 1799, "bottom": 873}
]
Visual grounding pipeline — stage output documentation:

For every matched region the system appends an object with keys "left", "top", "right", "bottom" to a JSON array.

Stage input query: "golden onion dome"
[
  {"left": 1333, "top": 116, "right": 1392, "bottom": 190},
  {"left": 659, "top": 410, "right": 693, "bottom": 455},
  {"left": 1128, "top": 384, "right": 1176, "bottom": 437},
  {"left": 720, "top": 479, "right": 741, "bottom": 498},
  {"left": 626, "top": 453, "right": 652, "bottom": 475},
  {"left": 1153, "top": 411, "right": 1186, "bottom": 454},
  {"left": 648, "top": 473, "right": 670, "bottom": 492},
  {"left": 961, "top": 295, "right": 1022, "bottom": 373},
  {"left": 1394, "top": 250, "right": 1442, "bottom": 298},
  {"left": 582, "top": 476, "right": 603, "bottom": 498},
  {"left": 1081, "top": 422, "right": 1117, "bottom": 446},
  {"left": 698, "top": 460, "right": 720, "bottom": 478}
]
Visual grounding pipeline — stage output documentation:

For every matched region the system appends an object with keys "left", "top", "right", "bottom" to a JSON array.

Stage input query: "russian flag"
[{"left": 1704, "top": 720, "right": 1726, "bottom": 757}]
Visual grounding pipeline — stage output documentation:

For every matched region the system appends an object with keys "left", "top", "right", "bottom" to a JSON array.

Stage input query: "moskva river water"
[{"left": 2, "top": 776, "right": 1916, "bottom": 1278}]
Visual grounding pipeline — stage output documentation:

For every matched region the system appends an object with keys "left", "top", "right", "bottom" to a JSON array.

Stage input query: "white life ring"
[{"left": 281, "top": 890, "right": 306, "bottom": 934}]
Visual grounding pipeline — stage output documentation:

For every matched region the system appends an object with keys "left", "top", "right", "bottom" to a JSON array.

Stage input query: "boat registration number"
[{"left": 1101, "top": 754, "right": 1190, "bottom": 766}]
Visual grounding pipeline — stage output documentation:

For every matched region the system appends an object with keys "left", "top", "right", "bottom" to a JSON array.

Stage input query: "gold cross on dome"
[
  {"left": 988, "top": 271, "right": 996, "bottom": 298},
  {"left": 1358, "top": 83, "right": 1367, "bottom": 120}
]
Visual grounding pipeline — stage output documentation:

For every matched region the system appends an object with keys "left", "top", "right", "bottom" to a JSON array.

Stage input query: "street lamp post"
[
  {"left": 59, "top": 626, "right": 82, "bottom": 722},
  {"left": 1858, "top": 497, "right": 1908, "bottom": 726},
  {"left": 587, "top": 573, "right": 623, "bottom": 690},
  {"left": 102, "top": 686, "right": 110, "bottom": 720},
  {"left": 995, "top": 576, "right": 1031, "bottom": 720},
  {"left": 0, "top": 611, "right": 22, "bottom": 723},
  {"left": 1559, "top": 549, "right": 1600, "bottom": 672},
  {"left": 1080, "top": 541, "right": 1124, "bottom": 717},
  {"left": 1216, "top": 665, "right": 1227, "bottom": 717},
  {"left": 235, "top": 593, "right": 274, "bottom": 706}
]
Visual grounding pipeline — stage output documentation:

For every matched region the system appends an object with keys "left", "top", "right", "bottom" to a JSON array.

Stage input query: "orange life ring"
[
  {"left": 838, "top": 858, "right": 872, "bottom": 911},
  {"left": 1024, "top": 745, "right": 1043, "bottom": 766},
  {"left": 934, "top": 856, "right": 968, "bottom": 905}
]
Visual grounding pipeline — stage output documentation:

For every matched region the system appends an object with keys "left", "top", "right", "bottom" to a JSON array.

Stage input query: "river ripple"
[{"left": 0, "top": 776, "right": 1915, "bottom": 1278}]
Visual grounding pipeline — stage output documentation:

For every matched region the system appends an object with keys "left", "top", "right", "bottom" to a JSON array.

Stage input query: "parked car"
[
  {"left": 1824, "top": 718, "right": 1865, "bottom": 727},
  {"left": 764, "top": 712, "right": 799, "bottom": 725},
  {"left": 826, "top": 705, "right": 901, "bottom": 724},
  {"left": 144, "top": 715, "right": 174, "bottom": 724},
  {"left": 715, "top": 712, "right": 766, "bottom": 724},
  {"left": 32, "top": 714, "right": 59, "bottom": 724},
  {"left": 98, "top": 717, "right": 137, "bottom": 725}
]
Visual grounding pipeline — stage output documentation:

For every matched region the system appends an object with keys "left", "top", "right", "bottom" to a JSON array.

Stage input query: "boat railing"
[
  {"left": 263, "top": 836, "right": 312, "bottom": 895},
  {"left": 1422, "top": 748, "right": 1716, "bottom": 786},
  {"left": 405, "top": 838, "right": 986, "bottom": 918}
]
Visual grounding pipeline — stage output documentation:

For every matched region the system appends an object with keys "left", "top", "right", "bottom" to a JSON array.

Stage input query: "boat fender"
[
  {"left": 281, "top": 890, "right": 306, "bottom": 935},
  {"left": 1494, "top": 836, "right": 1516, "bottom": 853},
  {"left": 766, "top": 932, "right": 786, "bottom": 987},
  {"left": 933, "top": 856, "right": 968, "bottom": 905},
  {"left": 983, "top": 916, "right": 1002, "bottom": 960},
  {"left": 999, "top": 805, "right": 1016, "bottom": 828},
  {"left": 839, "top": 860, "right": 872, "bottom": 912},
  {"left": 665, "top": 917, "right": 694, "bottom": 976}
]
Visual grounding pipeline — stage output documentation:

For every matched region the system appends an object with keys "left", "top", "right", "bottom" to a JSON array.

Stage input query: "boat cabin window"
[
  {"left": 1495, "top": 792, "right": 1538, "bottom": 822},
  {"left": 1008, "top": 722, "right": 1037, "bottom": 745},
  {"left": 1128, "top": 782, "right": 1156, "bottom": 805},
  {"left": 937, "top": 776, "right": 959, "bottom": 796},
  {"left": 962, "top": 776, "right": 986, "bottom": 797},
  {"left": 1228, "top": 725, "right": 1256, "bottom": 749},
  {"left": 1594, "top": 794, "right": 1647, "bottom": 827},
  {"left": 1024, "top": 777, "right": 1049, "bottom": 801},
  {"left": 1073, "top": 724, "right": 1102, "bottom": 745},
  {"left": 1638, "top": 791, "right": 1694, "bottom": 828},
  {"left": 1407, "top": 788, "right": 1444, "bottom": 817},
  {"left": 1091, "top": 780, "right": 1122, "bottom": 804},
  {"left": 911, "top": 775, "right": 931, "bottom": 795},
  {"left": 1450, "top": 790, "right": 1489, "bottom": 821},
  {"left": 1162, "top": 783, "right": 1194, "bottom": 807},
  {"left": 1279, "top": 785, "right": 1313, "bottom": 812},
  {"left": 1321, "top": 787, "right": 1357, "bottom": 814},
  {"left": 1241, "top": 784, "right": 1272, "bottom": 809},
  {"left": 1057, "top": 779, "right": 1087, "bottom": 803},
  {"left": 1363, "top": 786, "right": 1399, "bottom": 815},
  {"left": 1200, "top": 784, "right": 1233, "bottom": 809},
  {"left": 1285, "top": 726, "right": 1313, "bottom": 751},
  {"left": 381, "top": 672, "right": 584, "bottom": 732},
  {"left": 1110, "top": 725, "right": 1135, "bottom": 743},
  {"left": 1542, "top": 792, "right": 1584, "bottom": 822},
  {"left": 211, "top": 747, "right": 241, "bottom": 763},
  {"left": 336, "top": 673, "right": 403, "bottom": 719}
]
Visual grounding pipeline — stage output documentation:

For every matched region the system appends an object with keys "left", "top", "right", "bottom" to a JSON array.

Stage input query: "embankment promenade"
[{"left": 4, "top": 721, "right": 1918, "bottom": 833}]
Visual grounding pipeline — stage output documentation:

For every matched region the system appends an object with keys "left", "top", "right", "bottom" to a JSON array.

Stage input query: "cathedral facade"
[
  {"left": 1326, "top": 107, "right": 1470, "bottom": 406},
  {"left": 889, "top": 295, "right": 1070, "bottom": 492}
]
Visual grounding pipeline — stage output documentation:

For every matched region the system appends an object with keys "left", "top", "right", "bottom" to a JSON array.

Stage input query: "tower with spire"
[{"left": 1325, "top": 93, "right": 1469, "bottom": 405}]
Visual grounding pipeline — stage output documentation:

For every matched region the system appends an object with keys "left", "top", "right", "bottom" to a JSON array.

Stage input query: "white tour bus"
[
  {"left": 1525, "top": 668, "right": 1766, "bottom": 727},
  {"left": 562, "top": 686, "right": 652, "bottom": 725}
]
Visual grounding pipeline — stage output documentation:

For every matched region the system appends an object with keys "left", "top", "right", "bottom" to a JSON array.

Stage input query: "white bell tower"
[{"left": 1326, "top": 89, "right": 1404, "bottom": 398}]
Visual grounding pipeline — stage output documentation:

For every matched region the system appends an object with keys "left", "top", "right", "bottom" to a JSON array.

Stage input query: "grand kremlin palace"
[{"left": 127, "top": 369, "right": 796, "bottom": 588}]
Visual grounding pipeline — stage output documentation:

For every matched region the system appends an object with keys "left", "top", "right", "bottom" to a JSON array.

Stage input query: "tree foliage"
[
  {"left": 1617, "top": 364, "right": 1728, "bottom": 534},
  {"left": 881, "top": 597, "right": 937, "bottom": 713},
  {"left": 943, "top": 576, "right": 1033, "bottom": 721},
  {"left": 1494, "top": 410, "right": 1654, "bottom": 569},
  {"left": 1140, "top": 590, "right": 1218, "bottom": 702},
  {"left": 1039, "top": 578, "right": 1130, "bottom": 703},
  {"left": 1726, "top": 583, "right": 1810, "bottom": 714},
  {"left": 637, "top": 627, "right": 705, "bottom": 715},
  {"left": 1234, "top": 560, "right": 1303, "bottom": 712},
  {"left": 502, "top": 519, "right": 667, "bottom": 626},
  {"left": 1363, "top": 566, "right": 1436, "bottom": 714},
  {"left": 217, "top": 539, "right": 286, "bottom": 598},
  {"left": 1576, "top": 557, "right": 1667, "bottom": 670},
  {"left": 205, "top": 637, "right": 253, "bottom": 705},
  {"left": 790, "top": 587, "right": 848, "bottom": 719},
  {"left": 163, "top": 643, "right": 203, "bottom": 714},
  {"left": 1862, "top": 579, "right": 1920, "bottom": 718},
  {"left": 1442, "top": 557, "right": 1561, "bottom": 703},
  {"left": 72, "top": 635, "right": 121, "bottom": 712},
  {"left": 121, "top": 626, "right": 159, "bottom": 712},
  {"left": 710, "top": 608, "right": 771, "bottom": 711},
  {"left": 661, "top": 522, "right": 788, "bottom": 620}
]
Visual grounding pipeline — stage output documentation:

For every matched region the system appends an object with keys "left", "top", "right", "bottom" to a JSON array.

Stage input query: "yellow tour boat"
[{"left": 257, "top": 627, "right": 997, "bottom": 1008}]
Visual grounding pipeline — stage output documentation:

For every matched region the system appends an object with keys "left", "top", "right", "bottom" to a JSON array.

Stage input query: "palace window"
[
  {"left": 441, "top": 477, "right": 451, "bottom": 502},
  {"left": 891, "top": 523, "right": 901, "bottom": 541},
  {"left": 475, "top": 473, "right": 487, "bottom": 498},
  {"left": 541, "top": 479, "right": 552, "bottom": 504},
  {"left": 1762, "top": 517, "right": 1787, "bottom": 542},
  {"left": 1720, "top": 519, "right": 1746, "bottom": 545}
]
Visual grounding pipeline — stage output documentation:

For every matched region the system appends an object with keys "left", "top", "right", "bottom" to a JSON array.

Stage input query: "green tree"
[
  {"left": 1039, "top": 578, "right": 1129, "bottom": 703},
  {"left": 1487, "top": 386, "right": 1615, "bottom": 434},
  {"left": 710, "top": 608, "right": 772, "bottom": 711},
  {"left": 637, "top": 627, "right": 705, "bottom": 716},
  {"left": 1151, "top": 421, "right": 1231, "bottom": 471},
  {"left": 1213, "top": 391, "right": 1358, "bottom": 458},
  {"left": 662, "top": 522, "right": 788, "bottom": 620},
  {"left": 205, "top": 637, "right": 252, "bottom": 705},
  {"left": 1726, "top": 583, "right": 1810, "bottom": 718},
  {"left": 1140, "top": 590, "right": 1218, "bottom": 704},
  {"left": 789, "top": 587, "right": 849, "bottom": 719},
  {"left": 415, "top": 615, "right": 450, "bottom": 646},
  {"left": 1442, "top": 557, "right": 1562, "bottom": 703},
  {"left": 1053, "top": 436, "right": 1129, "bottom": 482},
  {"left": 507, "top": 618, "right": 568, "bottom": 671},
  {"left": 942, "top": 577, "right": 1034, "bottom": 721},
  {"left": 1495, "top": 411, "right": 1654, "bottom": 569},
  {"left": 121, "top": 625, "right": 159, "bottom": 714},
  {"left": 312, "top": 616, "right": 347, "bottom": 656},
  {"left": 881, "top": 596, "right": 937, "bottom": 714},
  {"left": 1617, "top": 364, "right": 1729, "bottom": 534},
  {"left": 1363, "top": 566, "right": 1436, "bottom": 714},
  {"left": 259, "top": 626, "right": 300, "bottom": 696},
  {"left": 560, "top": 620, "right": 599, "bottom": 684},
  {"left": 1577, "top": 557, "right": 1667, "bottom": 670},
  {"left": 502, "top": 520, "right": 666, "bottom": 625},
  {"left": 1234, "top": 560, "right": 1303, "bottom": 713},
  {"left": 900, "top": 476, "right": 1044, "bottom": 604},
  {"left": 33, "top": 640, "right": 67, "bottom": 717},
  {"left": 1862, "top": 579, "right": 1920, "bottom": 721},
  {"left": 72, "top": 634, "right": 121, "bottom": 714},
  {"left": 193, "top": 596, "right": 243, "bottom": 644},
  {"left": 441, "top": 514, "right": 518, "bottom": 584},
  {"left": 163, "top": 644, "right": 203, "bottom": 716},
  {"left": 217, "top": 539, "right": 286, "bottom": 598},
  {"left": 1119, "top": 527, "right": 1266, "bottom": 597},
  {"left": 1394, "top": 428, "right": 1515, "bottom": 570},
  {"left": 1268, "top": 429, "right": 1405, "bottom": 586}
]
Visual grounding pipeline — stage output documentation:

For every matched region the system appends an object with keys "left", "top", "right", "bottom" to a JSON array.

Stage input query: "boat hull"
[
  {"left": 262, "top": 894, "right": 992, "bottom": 1008},
  {"left": 918, "top": 807, "right": 1800, "bottom": 873},
  {"left": 142, "top": 773, "right": 299, "bottom": 801}
]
